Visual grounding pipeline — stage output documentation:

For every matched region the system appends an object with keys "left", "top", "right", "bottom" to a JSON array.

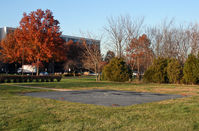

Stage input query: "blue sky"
[{"left": 0, "top": 0, "right": 199, "bottom": 37}]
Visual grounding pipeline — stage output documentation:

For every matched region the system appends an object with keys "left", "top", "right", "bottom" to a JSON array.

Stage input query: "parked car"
[
  {"left": 89, "top": 73, "right": 98, "bottom": 76},
  {"left": 39, "top": 72, "right": 48, "bottom": 76},
  {"left": 17, "top": 68, "right": 22, "bottom": 74}
]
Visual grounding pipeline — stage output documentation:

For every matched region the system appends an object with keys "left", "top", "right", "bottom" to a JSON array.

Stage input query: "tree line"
[
  {"left": 102, "top": 16, "right": 199, "bottom": 82},
  {"left": 104, "top": 16, "right": 199, "bottom": 62},
  {"left": 1, "top": 10, "right": 199, "bottom": 83}
]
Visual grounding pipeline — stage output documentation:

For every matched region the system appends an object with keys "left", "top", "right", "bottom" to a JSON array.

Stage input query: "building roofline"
[
  {"left": 3, "top": 26, "right": 16, "bottom": 29},
  {"left": 0, "top": 26, "right": 100, "bottom": 43},
  {"left": 61, "top": 34, "right": 100, "bottom": 42}
]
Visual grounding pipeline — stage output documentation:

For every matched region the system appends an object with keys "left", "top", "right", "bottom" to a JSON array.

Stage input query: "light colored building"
[
  {"left": 61, "top": 34, "right": 100, "bottom": 50},
  {"left": 0, "top": 26, "right": 100, "bottom": 47},
  {"left": 61, "top": 34, "right": 100, "bottom": 45},
  {"left": 0, "top": 26, "right": 15, "bottom": 41}
]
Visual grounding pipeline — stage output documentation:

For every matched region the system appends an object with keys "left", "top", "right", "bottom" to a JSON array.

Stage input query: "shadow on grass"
[{"left": 0, "top": 84, "right": 46, "bottom": 94}]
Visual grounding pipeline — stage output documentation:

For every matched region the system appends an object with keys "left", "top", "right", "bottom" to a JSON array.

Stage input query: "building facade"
[
  {"left": 0, "top": 26, "right": 15, "bottom": 41},
  {"left": 0, "top": 26, "right": 100, "bottom": 46}
]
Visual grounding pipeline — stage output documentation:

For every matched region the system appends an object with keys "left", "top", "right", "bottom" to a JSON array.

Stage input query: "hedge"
[{"left": 0, "top": 75, "right": 62, "bottom": 83}]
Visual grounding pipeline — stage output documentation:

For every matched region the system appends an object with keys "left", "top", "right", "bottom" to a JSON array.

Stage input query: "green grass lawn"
[
  {"left": 16, "top": 78, "right": 199, "bottom": 95},
  {"left": 1, "top": 78, "right": 199, "bottom": 130}
]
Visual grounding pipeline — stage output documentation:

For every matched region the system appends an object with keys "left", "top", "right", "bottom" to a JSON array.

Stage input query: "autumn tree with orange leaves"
[
  {"left": 0, "top": 32, "right": 20, "bottom": 63},
  {"left": 0, "top": 32, "right": 22, "bottom": 72},
  {"left": 126, "top": 34, "right": 153, "bottom": 79},
  {"left": 15, "top": 9, "right": 66, "bottom": 75}
]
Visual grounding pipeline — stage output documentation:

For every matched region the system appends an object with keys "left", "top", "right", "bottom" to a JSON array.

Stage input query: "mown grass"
[
  {"left": 16, "top": 78, "right": 199, "bottom": 95},
  {"left": 1, "top": 78, "right": 199, "bottom": 130}
]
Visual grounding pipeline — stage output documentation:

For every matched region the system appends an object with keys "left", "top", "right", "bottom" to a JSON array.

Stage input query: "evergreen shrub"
[
  {"left": 143, "top": 57, "right": 169, "bottom": 83},
  {"left": 167, "top": 59, "right": 183, "bottom": 84},
  {"left": 183, "top": 54, "right": 199, "bottom": 84},
  {"left": 102, "top": 57, "right": 130, "bottom": 82}
]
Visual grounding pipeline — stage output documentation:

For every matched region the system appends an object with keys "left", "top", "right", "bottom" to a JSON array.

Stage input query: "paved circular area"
[{"left": 24, "top": 90, "right": 184, "bottom": 106}]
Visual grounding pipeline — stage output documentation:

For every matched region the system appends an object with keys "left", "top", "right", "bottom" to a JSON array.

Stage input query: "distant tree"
[
  {"left": 146, "top": 19, "right": 196, "bottom": 63},
  {"left": 102, "top": 57, "right": 130, "bottom": 82},
  {"left": 104, "top": 50, "right": 115, "bottom": 63},
  {"left": 167, "top": 59, "right": 183, "bottom": 84},
  {"left": 64, "top": 40, "right": 84, "bottom": 75},
  {"left": 126, "top": 34, "right": 153, "bottom": 79},
  {"left": 104, "top": 15, "right": 144, "bottom": 58},
  {"left": 183, "top": 54, "right": 199, "bottom": 84},
  {"left": 15, "top": 9, "right": 66, "bottom": 75},
  {"left": 82, "top": 39, "right": 102, "bottom": 81}
]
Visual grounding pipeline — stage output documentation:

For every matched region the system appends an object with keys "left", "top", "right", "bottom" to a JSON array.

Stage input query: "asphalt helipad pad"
[{"left": 24, "top": 90, "right": 184, "bottom": 106}]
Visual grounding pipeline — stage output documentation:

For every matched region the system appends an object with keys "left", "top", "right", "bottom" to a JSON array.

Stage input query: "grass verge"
[{"left": 14, "top": 78, "right": 199, "bottom": 96}]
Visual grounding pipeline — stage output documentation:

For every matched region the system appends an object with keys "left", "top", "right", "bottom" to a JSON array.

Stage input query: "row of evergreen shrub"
[
  {"left": 0, "top": 75, "right": 62, "bottom": 83},
  {"left": 143, "top": 54, "right": 199, "bottom": 84}
]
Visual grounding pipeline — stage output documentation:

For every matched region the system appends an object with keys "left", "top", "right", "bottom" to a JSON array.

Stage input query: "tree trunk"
[
  {"left": 73, "top": 70, "right": 76, "bottom": 77},
  {"left": 14, "top": 63, "right": 17, "bottom": 74},
  {"left": 36, "top": 66, "right": 39, "bottom": 76},
  {"left": 21, "top": 61, "right": 24, "bottom": 76},
  {"left": 137, "top": 57, "right": 141, "bottom": 81},
  {"left": 98, "top": 73, "right": 101, "bottom": 81},
  {"left": 36, "top": 58, "right": 39, "bottom": 76},
  {"left": 22, "top": 43, "right": 24, "bottom": 76},
  {"left": 95, "top": 63, "right": 98, "bottom": 81},
  {"left": 52, "top": 60, "right": 55, "bottom": 74}
]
